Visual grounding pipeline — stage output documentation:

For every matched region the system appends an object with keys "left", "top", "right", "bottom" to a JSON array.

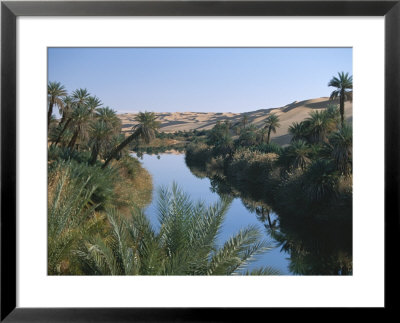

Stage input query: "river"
[{"left": 135, "top": 152, "right": 291, "bottom": 275}]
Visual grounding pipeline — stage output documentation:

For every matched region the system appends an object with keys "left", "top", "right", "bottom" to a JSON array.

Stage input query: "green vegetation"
[
  {"left": 48, "top": 72, "right": 352, "bottom": 275},
  {"left": 186, "top": 72, "right": 352, "bottom": 218},
  {"left": 47, "top": 83, "right": 278, "bottom": 275},
  {"left": 328, "top": 72, "right": 353, "bottom": 126}
]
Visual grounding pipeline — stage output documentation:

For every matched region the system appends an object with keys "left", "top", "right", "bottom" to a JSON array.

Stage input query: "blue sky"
[{"left": 48, "top": 47, "right": 352, "bottom": 113}]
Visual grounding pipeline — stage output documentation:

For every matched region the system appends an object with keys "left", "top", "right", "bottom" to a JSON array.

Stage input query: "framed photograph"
[{"left": 1, "top": 0, "right": 398, "bottom": 321}]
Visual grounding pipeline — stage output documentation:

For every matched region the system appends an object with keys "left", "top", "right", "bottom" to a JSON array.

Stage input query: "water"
[{"left": 135, "top": 152, "right": 291, "bottom": 275}]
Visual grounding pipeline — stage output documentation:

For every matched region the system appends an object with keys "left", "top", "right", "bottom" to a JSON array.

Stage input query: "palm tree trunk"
[
  {"left": 102, "top": 131, "right": 137, "bottom": 169},
  {"left": 89, "top": 143, "right": 100, "bottom": 165},
  {"left": 68, "top": 129, "right": 79, "bottom": 150},
  {"left": 267, "top": 128, "right": 272, "bottom": 144},
  {"left": 340, "top": 90, "right": 345, "bottom": 127},
  {"left": 48, "top": 102, "right": 54, "bottom": 131},
  {"left": 53, "top": 117, "right": 72, "bottom": 147}
]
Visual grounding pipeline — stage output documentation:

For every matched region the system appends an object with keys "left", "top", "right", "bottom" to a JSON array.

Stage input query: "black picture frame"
[{"left": 1, "top": 0, "right": 398, "bottom": 321}]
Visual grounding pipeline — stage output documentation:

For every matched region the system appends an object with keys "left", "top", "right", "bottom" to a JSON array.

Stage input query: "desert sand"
[{"left": 118, "top": 97, "right": 353, "bottom": 146}]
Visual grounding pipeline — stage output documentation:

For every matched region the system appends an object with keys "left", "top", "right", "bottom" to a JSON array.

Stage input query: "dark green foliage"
[
  {"left": 256, "top": 142, "right": 282, "bottom": 155},
  {"left": 235, "top": 125, "right": 258, "bottom": 148},
  {"left": 277, "top": 140, "right": 311, "bottom": 172},
  {"left": 185, "top": 143, "right": 213, "bottom": 165},
  {"left": 48, "top": 145, "right": 91, "bottom": 164},
  {"left": 302, "top": 159, "right": 339, "bottom": 202},
  {"left": 325, "top": 124, "right": 352, "bottom": 176}
]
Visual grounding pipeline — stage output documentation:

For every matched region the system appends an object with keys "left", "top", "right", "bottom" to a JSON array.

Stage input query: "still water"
[{"left": 136, "top": 152, "right": 291, "bottom": 275}]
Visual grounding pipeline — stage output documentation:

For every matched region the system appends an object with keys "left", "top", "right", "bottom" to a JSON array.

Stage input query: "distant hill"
[{"left": 118, "top": 97, "right": 353, "bottom": 146}]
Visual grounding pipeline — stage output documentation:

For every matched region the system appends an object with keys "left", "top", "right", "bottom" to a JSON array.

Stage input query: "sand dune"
[{"left": 118, "top": 97, "right": 353, "bottom": 145}]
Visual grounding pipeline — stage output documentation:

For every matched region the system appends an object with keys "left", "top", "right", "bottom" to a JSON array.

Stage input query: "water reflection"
[
  {"left": 137, "top": 153, "right": 291, "bottom": 274},
  {"left": 185, "top": 159, "right": 353, "bottom": 275}
]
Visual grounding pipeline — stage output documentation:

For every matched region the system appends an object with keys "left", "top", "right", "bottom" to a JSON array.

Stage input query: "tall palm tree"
[
  {"left": 72, "top": 88, "right": 91, "bottom": 106},
  {"left": 96, "top": 107, "right": 121, "bottom": 130},
  {"left": 102, "top": 111, "right": 160, "bottom": 168},
  {"left": 54, "top": 89, "right": 91, "bottom": 147},
  {"left": 258, "top": 127, "right": 268, "bottom": 143},
  {"left": 263, "top": 113, "right": 280, "bottom": 144},
  {"left": 328, "top": 72, "right": 353, "bottom": 127},
  {"left": 47, "top": 81, "right": 67, "bottom": 130},
  {"left": 88, "top": 121, "right": 113, "bottom": 165},
  {"left": 51, "top": 96, "right": 74, "bottom": 147},
  {"left": 241, "top": 114, "right": 249, "bottom": 129},
  {"left": 67, "top": 105, "right": 92, "bottom": 149},
  {"left": 88, "top": 108, "right": 121, "bottom": 165},
  {"left": 65, "top": 90, "right": 99, "bottom": 150},
  {"left": 59, "top": 95, "right": 74, "bottom": 125},
  {"left": 86, "top": 96, "right": 102, "bottom": 113}
]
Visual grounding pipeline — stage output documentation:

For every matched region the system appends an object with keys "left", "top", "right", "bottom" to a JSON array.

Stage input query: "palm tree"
[
  {"left": 102, "top": 111, "right": 160, "bottom": 168},
  {"left": 328, "top": 72, "right": 353, "bottom": 127},
  {"left": 303, "top": 159, "right": 338, "bottom": 201},
  {"left": 305, "top": 110, "right": 335, "bottom": 144},
  {"left": 67, "top": 105, "right": 92, "bottom": 149},
  {"left": 278, "top": 140, "right": 311, "bottom": 172},
  {"left": 86, "top": 96, "right": 102, "bottom": 113},
  {"left": 286, "top": 140, "right": 312, "bottom": 171},
  {"left": 258, "top": 127, "right": 268, "bottom": 143},
  {"left": 51, "top": 96, "right": 74, "bottom": 147},
  {"left": 72, "top": 88, "right": 91, "bottom": 106},
  {"left": 54, "top": 89, "right": 91, "bottom": 147},
  {"left": 48, "top": 163, "right": 99, "bottom": 275},
  {"left": 263, "top": 113, "right": 280, "bottom": 144},
  {"left": 88, "top": 121, "right": 113, "bottom": 165},
  {"left": 288, "top": 121, "right": 307, "bottom": 143},
  {"left": 88, "top": 108, "right": 121, "bottom": 165},
  {"left": 241, "top": 114, "right": 249, "bottom": 129},
  {"left": 96, "top": 107, "right": 121, "bottom": 129},
  {"left": 47, "top": 81, "right": 67, "bottom": 130},
  {"left": 74, "top": 184, "right": 278, "bottom": 275},
  {"left": 59, "top": 95, "right": 74, "bottom": 125},
  {"left": 327, "top": 124, "right": 352, "bottom": 176}
]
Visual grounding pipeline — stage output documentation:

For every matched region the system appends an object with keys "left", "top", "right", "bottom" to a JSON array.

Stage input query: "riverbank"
[
  {"left": 184, "top": 152, "right": 353, "bottom": 275},
  {"left": 185, "top": 143, "right": 352, "bottom": 222}
]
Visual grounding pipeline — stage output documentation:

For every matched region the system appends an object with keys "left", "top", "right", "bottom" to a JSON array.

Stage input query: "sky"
[{"left": 48, "top": 47, "right": 352, "bottom": 114}]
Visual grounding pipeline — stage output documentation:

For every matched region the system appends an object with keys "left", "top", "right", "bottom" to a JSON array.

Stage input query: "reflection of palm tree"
[
  {"left": 255, "top": 205, "right": 276, "bottom": 229},
  {"left": 102, "top": 111, "right": 160, "bottom": 168},
  {"left": 328, "top": 72, "right": 352, "bottom": 127}
]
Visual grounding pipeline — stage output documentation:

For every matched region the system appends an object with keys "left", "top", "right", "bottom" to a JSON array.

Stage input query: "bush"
[
  {"left": 227, "top": 149, "right": 276, "bottom": 184},
  {"left": 48, "top": 145, "right": 91, "bottom": 164},
  {"left": 49, "top": 159, "right": 118, "bottom": 210},
  {"left": 185, "top": 143, "right": 213, "bottom": 165},
  {"left": 256, "top": 142, "right": 282, "bottom": 155}
]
